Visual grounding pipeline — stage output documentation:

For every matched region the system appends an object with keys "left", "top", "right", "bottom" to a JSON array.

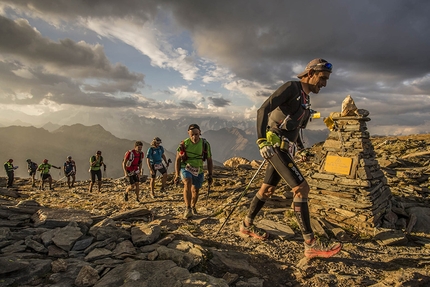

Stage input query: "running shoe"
[
  {"left": 191, "top": 207, "right": 198, "bottom": 215},
  {"left": 304, "top": 239, "right": 342, "bottom": 259},
  {"left": 239, "top": 221, "right": 269, "bottom": 240},
  {"left": 183, "top": 208, "right": 193, "bottom": 219}
]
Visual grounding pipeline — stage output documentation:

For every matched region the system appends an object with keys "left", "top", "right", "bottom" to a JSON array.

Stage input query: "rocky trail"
[{"left": 2, "top": 134, "right": 430, "bottom": 286}]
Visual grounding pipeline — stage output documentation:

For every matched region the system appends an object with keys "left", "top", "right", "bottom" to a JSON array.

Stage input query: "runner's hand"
[
  {"left": 174, "top": 176, "right": 180, "bottom": 186},
  {"left": 207, "top": 175, "right": 213, "bottom": 185},
  {"left": 258, "top": 141, "right": 274, "bottom": 159}
]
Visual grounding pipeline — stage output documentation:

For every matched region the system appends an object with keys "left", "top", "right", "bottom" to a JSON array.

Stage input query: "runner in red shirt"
[{"left": 123, "top": 141, "right": 144, "bottom": 202}]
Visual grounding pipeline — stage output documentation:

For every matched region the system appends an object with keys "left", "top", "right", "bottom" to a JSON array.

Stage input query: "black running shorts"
[{"left": 263, "top": 146, "right": 305, "bottom": 187}]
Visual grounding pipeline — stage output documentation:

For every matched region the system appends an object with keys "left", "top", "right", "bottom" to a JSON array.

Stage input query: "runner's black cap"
[{"left": 188, "top": 124, "right": 200, "bottom": 131}]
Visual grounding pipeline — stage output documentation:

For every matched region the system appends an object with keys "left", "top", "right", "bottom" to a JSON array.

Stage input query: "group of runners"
[
  {"left": 3, "top": 58, "right": 344, "bottom": 259},
  {"left": 122, "top": 130, "right": 214, "bottom": 222}
]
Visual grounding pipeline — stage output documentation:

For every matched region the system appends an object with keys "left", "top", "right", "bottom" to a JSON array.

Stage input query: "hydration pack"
[{"left": 179, "top": 138, "right": 208, "bottom": 162}]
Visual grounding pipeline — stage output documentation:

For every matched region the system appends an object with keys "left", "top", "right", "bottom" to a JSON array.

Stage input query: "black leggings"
[
  {"left": 263, "top": 146, "right": 305, "bottom": 188},
  {"left": 91, "top": 170, "right": 102, "bottom": 183}
]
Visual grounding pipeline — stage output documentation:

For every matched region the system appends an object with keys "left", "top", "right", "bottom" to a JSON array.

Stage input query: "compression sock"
[
  {"left": 245, "top": 193, "right": 266, "bottom": 225},
  {"left": 293, "top": 198, "right": 314, "bottom": 242}
]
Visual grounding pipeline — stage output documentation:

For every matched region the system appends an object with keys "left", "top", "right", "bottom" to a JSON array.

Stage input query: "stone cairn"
[{"left": 306, "top": 98, "right": 393, "bottom": 234}]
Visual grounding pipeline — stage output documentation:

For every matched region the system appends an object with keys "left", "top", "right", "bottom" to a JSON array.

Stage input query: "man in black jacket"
[{"left": 240, "top": 58, "right": 342, "bottom": 259}]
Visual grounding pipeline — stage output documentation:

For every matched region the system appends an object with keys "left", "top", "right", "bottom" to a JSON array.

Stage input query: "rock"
[
  {"left": 48, "top": 244, "right": 68, "bottom": 258},
  {"left": 0, "top": 259, "right": 52, "bottom": 286},
  {"left": 156, "top": 245, "right": 198, "bottom": 269},
  {"left": 256, "top": 219, "right": 295, "bottom": 239},
  {"left": 0, "top": 256, "right": 29, "bottom": 274},
  {"left": 85, "top": 248, "right": 112, "bottom": 261},
  {"left": 112, "top": 240, "right": 137, "bottom": 258},
  {"left": 374, "top": 228, "right": 408, "bottom": 246},
  {"left": 131, "top": 223, "right": 161, "bottom": 246},
  {"left": 236, "top": 277, "right": 265, "bottom": 287},
  {"left": 89, "top": 218, "right": 130, "bottom": 241},
  {"left": 52, "top": 222, "right": 84, "bottom": 251},
  {"left": 51, "top": 258, "right": 68, "bottom": 273},
  {"left": 1, "top": 239, "right": 26, "bottom": 253},
  {"left": 210, "top": 249, "right": 259, "bottom": 276},
  {"left": 405, "top": 206, "right": 430, "bottom": 233},
  {"left": 109, "top": 207, "right": 152, "bottom": 221},
  {"left": 75, "top": 265, "right": 100, "bottom": 287},
  {"left": 72, "top": 236, "right": 94, "bottom": 251},
  {"left": 223, "top": 157, "right": 251, "bottom": 168},
  {"left": 32, "top": 208, "right": 93, "bottom": 228},
  {"left": 25, "top": 236, "right": 48, "bottom": 253},
  {"left": 92, "top": 260, "right": 183, "bottom": 287}
]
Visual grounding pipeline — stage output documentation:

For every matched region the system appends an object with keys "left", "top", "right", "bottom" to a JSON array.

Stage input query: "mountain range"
[
  {"left": 0, "top": 109, "right": 328, "bottom": 157},
  {"left": 0, "top": 122, "right": 329, "bottom": 180}
]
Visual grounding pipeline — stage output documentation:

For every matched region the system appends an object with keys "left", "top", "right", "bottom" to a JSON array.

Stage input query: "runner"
[
  {"left": 240, "top": 58, "right": 342, "bottom": 259},
  {"left": 64, "top": 155, "right": 77, "bottom": 188},
  {"left": 4, "top": 159, "right": 18, "bottom": 188},
  {"left": 89, "top": 151, "right": 106, "bottom": 193},
  {"left": 146, "top": 137, "right": 169, "bottom": 198},
  {"left": 37, "top": 159, "right": 61, "bottom": 190},
  {"left": 174, "top": 124, "right": 213, "bottom": 219},
  {"left": 123, "top": 141, "right": 144, "bottom": 202},
  {"left": 26, "top": 159, "right": 38, "bottom": 187}
]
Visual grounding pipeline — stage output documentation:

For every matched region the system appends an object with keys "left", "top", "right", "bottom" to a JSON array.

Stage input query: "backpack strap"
[
  {"left": 179, "top": 140, "right": 187, "bottom": 162},
  {"left": 202, "top": 138, "right": 208, "bottom": 162}
]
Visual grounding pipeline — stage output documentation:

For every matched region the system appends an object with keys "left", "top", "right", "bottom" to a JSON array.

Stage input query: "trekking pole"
[
  {"left": 215, "top": 159, "right": 266, "bottom": 236},
  {"left": 205, "top": 184, "right": 211, "bottom": 207}
]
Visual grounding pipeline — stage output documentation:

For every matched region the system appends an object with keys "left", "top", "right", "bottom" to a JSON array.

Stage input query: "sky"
[{"left": 1, "top": 0, "right": 430, "bottom": 135}]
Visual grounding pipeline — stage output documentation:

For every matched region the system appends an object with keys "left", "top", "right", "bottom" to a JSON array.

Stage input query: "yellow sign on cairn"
[{"left": 324, "top": 155, "right": 352, "bottom": 175}]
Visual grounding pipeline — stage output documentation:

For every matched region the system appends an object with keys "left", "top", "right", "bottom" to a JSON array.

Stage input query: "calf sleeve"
[
  {"left": 293, "top": 198, "right": 314, "bottom": 241},
  {"left": 245, "top": 193, "right": 266, "bottom": 225}
]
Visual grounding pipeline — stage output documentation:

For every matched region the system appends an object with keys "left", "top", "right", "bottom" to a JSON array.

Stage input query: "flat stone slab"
[
  {"left": 257, "top": 219, "right": 295, "bottom": 239},
  {"left": 374, "top": 228, "right": 408, "bottom": 246},
  {"left": 31, "top": 208, "right": 93, "bottom": 228},
  {"left": 109, "top": 208, "right": 152, "bottom": 221}
]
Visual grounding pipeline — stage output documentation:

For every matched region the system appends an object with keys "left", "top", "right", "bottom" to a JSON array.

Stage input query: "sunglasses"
[{"left": 311, "top": 62, "right": 332, "bottom": 71}]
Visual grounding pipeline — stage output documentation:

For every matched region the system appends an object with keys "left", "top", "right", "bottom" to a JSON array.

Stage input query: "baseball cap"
[
  {"left": 297, "top": 58, "right": 333, "bottom": 79},
  {"left": 154, "top": 137, "right": 162, "bottom": 142},
  {"left": 188, "top": 124, "right": 200, "bottom": 131}
]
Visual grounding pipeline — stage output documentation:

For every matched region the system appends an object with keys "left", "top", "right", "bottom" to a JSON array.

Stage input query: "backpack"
[
  {"left": 125, "top": 150, "right": 143, "bottom": 167},
  {"left": 30, "top": 162, "right": 38, "bottom": 171},
  {"left": 91, "top": 155, "right": 104, "bottom": 167},
  {"left": 179, "top": 138, "right": 208, "bottom": 162}
]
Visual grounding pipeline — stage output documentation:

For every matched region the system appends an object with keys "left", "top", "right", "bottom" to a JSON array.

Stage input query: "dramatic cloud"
[{"left": 0, "top": 0, "right": 430, "bottom": 135}]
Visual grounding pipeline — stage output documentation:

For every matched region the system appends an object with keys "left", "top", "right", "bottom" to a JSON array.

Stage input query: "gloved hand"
[
  {"left": 257, "top": 139, "right": 274, "bottom": 159},
  {"left": 207, "top": 175, "right": 213, "bottom": 185}
]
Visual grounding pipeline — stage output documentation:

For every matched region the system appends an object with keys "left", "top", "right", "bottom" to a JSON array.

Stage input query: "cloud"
[
  {"left": 208, "top": 97, "right": 231, "bottom": 107},
  {"left": 1, "top": 0, "right": 430, "bottom": 134},
  {"left": 0, "top": 15, "right": 144, "bottom": 107}
]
